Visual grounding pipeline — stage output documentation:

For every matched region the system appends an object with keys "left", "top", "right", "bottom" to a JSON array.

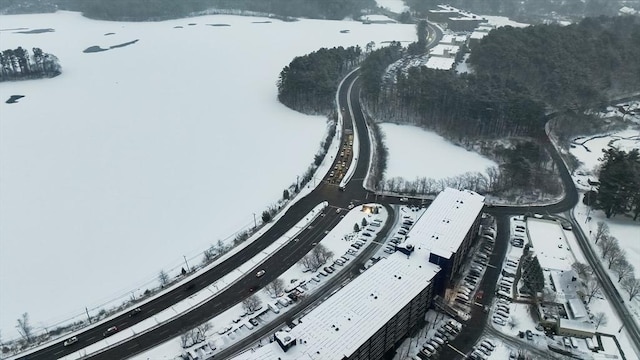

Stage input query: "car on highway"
[
  {"left": 102, "top": 326, "right": 118, "bottom": 337},
  {"left": 128, "top": 307, "right": 142, "bottom": 317},
  {"left": 256, "top": 269, "right": 266, "bottom": 277},
  {"left": 63, "top": 336, "right": 78, "bottom": 347}
]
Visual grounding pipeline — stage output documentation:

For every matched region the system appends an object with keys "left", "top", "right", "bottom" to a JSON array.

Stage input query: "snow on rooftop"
[
  {"left": 406, "top": 188, "right": 485, "bottom": 259},
  {"left": 425, "top": 56, "right": 455, "bottom": 70},
  {"left": 232, "top": 253, "right": 440, "bottom": 360},
  {"left": 559, "top": 318, "right": 596, "bottom": 333},
  {"left": 526, "top": 219, "right": 574, "bottom": 271},
  {"left": 429, "top": 44, "right": 459, "bottom": 57},
  {"left": 470, "top": 31, "right": 488, "bottom": 40}
]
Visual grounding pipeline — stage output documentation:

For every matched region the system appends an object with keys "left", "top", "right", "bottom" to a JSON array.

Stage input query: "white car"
[
  {"left": 63, "top": 336, "right": 78, "bottom": 347},
  {"left": 492, "top": 317, "right": 506, "bottom": 326},
  {"left": 255, "top": 269, "right": 266, "bottom": 277}
]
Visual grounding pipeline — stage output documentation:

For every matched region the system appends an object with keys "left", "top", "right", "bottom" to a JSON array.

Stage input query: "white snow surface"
[
  {"left": 379, "top": 123, "right": 497, "bottom": 180},
  {"left": 374, "top": 0, "right": 409, "bottom": 13},
  {"left": 0, "top": 11, "right": 417, "bottom": 340}
]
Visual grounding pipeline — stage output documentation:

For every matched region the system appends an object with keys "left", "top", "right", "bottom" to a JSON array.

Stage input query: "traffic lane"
[{"left": 91, "top": 212, "right": 346, "bottom": 359}]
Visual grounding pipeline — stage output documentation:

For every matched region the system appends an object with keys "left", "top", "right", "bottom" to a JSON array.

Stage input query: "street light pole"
[{"left": 183, "top": 255, "right": 190, "bottom": 273}]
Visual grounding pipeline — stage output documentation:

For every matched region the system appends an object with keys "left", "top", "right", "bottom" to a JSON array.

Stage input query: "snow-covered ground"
[
  {"left": 124, "top": 204, "right": 390, "bottom": 360},
  {"left": 0, "top": 11, "right": 417, "bottom": 340},
  {"left": 379, "top": 123, "right": 497, "bottom": 180}
]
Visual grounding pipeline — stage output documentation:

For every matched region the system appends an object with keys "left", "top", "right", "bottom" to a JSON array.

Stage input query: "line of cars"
[
  {"left": 384, "top": 217, "right": 413, "bottom": 254},
  {"left": 469, "top": 339, "right": 496, "bottom": 360},
  {"left": 455, "top": 227, "right": 494, "bottom": 307},
  {"left": 62, "top": 307, "right": 142, "bottom": 347},
  {"left": 414, "top": 320, "right": 462, "bottom": 359},
  {"left": 492, "top": 298, "right": 511, "bottom": 326}
]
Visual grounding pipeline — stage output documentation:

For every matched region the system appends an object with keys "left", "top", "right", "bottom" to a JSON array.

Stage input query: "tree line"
[
  {"left": 277, "top": 46, "right": 362, "bottom": 114},
  {"left": 1, "top": 0, "right": 376, "bottom": 21},
  {"left": 0, "top": 47, "right": 61, "bottom": 82}
]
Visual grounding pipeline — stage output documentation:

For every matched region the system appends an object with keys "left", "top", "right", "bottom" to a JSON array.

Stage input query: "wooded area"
[
  {"left": 0, "top": 47, "right": 61, "bottom": 82},
  {"left": 277, "top": 46, "right": 362, "bottom": 114},
  {"left": 361, "top": 16, "right": 640, "bottom": 141}
]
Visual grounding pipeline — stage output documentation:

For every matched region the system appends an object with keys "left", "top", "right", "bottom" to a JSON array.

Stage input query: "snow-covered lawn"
[
  {"left": 0, "top": 11, "right": 417, "bottom": 340},
  {"left": 379, "top": 123, "right": 497, "bottom": 181}
]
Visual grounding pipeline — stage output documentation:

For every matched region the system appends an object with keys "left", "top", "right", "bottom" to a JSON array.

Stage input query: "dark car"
[
  {"left": 103, "top": 326, "right": 118, "bottom": 337},
  {"left": 128, "top": 307, "right": 142, "bottom": 317}
]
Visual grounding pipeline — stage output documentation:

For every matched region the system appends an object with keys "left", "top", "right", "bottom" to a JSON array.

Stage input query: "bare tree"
[
  {"left": 264, "top": 278, "right": 285, "bottom": 298},
  {"left": 612, "top": 258, "right": 634, "bottom": 283},
  {"left": 597, "top": 235, "right": 618, "bottom": 259},
  {"left": 622, "top": 277, "right": 640, "bottom": 301},
  {"left": 202, "top": 245, "right": 217, "bottom": 264},
  {"left": 594, "top": 221, "right": 609, "bottom": 244},
  {"left": 593, "top": 312, "right": 607, "bottom": 330},
  {"left": 605, "top": 244, "right": 624, "bottom": 269},
  {"left": 180, "top": 330, "right": 192, "bottom": 348},
  {"left": 242, "top": 295, "right": 263, "bottom": 313},
  {"left": 571, "top": 262, "right": 593, "bottom": 279},
  {"left": 16, "top": 313, "right": 33, "bottom": 344},
  {"left": 300, "top": 244, "right": 334, "bottom": 272},
  {"left": 195, "top": 322, "right": 211, "bottom": 343},
  {"left": 583, "top": 278, "right": 602, "bottom": 304},
  {"left": 158, "top": 270, "right": 170, "bottom": 287}
]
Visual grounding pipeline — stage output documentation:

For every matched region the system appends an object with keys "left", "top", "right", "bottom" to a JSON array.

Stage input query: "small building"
[
  {"left": 557, "top": 318, "right": 595, "bottom": 338},
  {"left": 425, "top": 57, "right": 455, "bottom": 70}
]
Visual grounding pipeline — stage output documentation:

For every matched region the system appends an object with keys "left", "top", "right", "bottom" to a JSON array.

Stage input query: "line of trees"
[
  {"left": 277, "top": 46, "right": 362, "bottom": 114},
  {"left": 1, "top": 47, "right": 61, "bottom": 82},
  {"left": 3, "top": 0, "right": 376, "bottom": 21},
  {"left": 589, "top": 222, "right": 640, "bottom": 301}
]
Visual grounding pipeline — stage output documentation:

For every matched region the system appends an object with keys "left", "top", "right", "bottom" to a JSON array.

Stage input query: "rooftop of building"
[
  {"left": 425, "top": 57, "right": 455, "bottom": 70},
  {"left": 405, "top": 188, "right": 485, "bottom": 259},
  {"left": 231, "top": 251, "right": 440, "bottom": 360}
]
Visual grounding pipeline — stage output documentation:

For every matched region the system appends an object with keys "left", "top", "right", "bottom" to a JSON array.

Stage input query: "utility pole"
[
  {"left": 253, "top": 213, "right": 257, "bottom": 228},
  {"left": 85, "top": 307, "right": 91, "bottom": 323},
  {"left": 183, "top": 255, "right": 190, "bottom": 273}
]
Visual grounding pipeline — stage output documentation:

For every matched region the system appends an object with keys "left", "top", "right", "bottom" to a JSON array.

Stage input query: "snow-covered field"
[
  {"left": 379, "top": 123, "right": 497, "bottom": 180},
  {"left": 0, "top": 11, "right": 416, "bottom": 340}
]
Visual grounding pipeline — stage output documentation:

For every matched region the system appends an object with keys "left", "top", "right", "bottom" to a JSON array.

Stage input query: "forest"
[
  {"left": 0, "top": 47, "right": 61, "bottom": 82},
  {"left": 277, "top": 46, "right": 362, "bottom": 114},
  {"left": 0, "top": 0, "right": 376, "bottom": 21},
  {"left": 361, "top": 16, "right": 640, "bottom": 141}
]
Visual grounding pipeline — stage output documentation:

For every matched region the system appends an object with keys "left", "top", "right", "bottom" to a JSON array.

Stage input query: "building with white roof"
[
  {"left": 231, "top": 189, "right": 486, "bottom": 360},
  {"left": 429, "top": 44, "right": 459, "bottom": 58},
  {"left": 231, "top": 252, "right": 440, "bottom": 360},
  {"left": 425, "top": 57, "right": 455, "bottom": 70},
  {"left": 404, "top": 188, "right": 485, "bottom": 292}
]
